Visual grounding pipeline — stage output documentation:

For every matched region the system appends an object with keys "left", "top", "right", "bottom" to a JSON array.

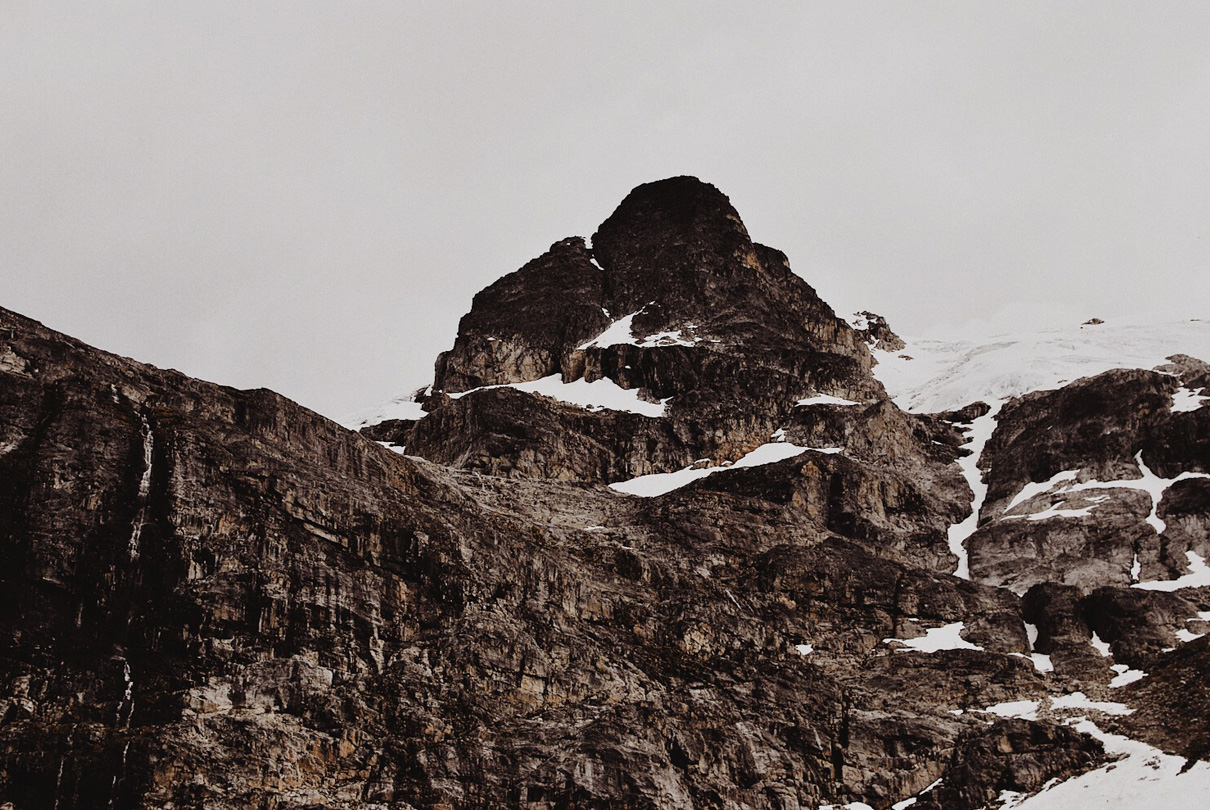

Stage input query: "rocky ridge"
[{"left": 1, "top": 177, "right": 1208, "bottom": 809}]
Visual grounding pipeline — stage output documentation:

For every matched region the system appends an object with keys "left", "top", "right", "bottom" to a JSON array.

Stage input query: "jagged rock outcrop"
[{"left": 398, "top": 178, "right": 890, "bottom": 490}]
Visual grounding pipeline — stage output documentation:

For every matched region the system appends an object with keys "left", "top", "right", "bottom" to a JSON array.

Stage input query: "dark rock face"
[
  {"left": 2, "top": 176, "right": 1208, "bottom": 808},
  {"left": 914, "top": 719, "right": 1104, "bottom": 810},
  {"left": 969, "top": 365, "right": 1210, "bottom": 593}
]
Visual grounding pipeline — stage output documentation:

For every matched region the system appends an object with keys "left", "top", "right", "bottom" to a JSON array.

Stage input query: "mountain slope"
[{"left": 2, "top": 177, "right": 1209, "bottom": 809}]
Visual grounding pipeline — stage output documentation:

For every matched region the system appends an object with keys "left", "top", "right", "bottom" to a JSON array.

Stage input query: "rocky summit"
[{"left": 2, "top": 176, "right": 1209, "bottom": 810}]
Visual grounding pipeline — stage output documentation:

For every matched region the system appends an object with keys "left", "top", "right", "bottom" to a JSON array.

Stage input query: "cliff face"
[{"left": 1, "top": 177, "right": 1208, "bottom": 810}]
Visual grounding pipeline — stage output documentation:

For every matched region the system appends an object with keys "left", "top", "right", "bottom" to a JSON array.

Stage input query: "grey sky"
[{"left": 4, "top": 2, "right": 1209, "bottom": 420}]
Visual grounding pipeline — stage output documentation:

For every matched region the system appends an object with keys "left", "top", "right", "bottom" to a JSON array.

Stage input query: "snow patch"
[
  {"left": 578, "top": 310, "right": 643, "bottom": 349},
  {"left": 640, "top": 329, "right": 697, "bottom": 347},
  {"left": 981, "top": 699, "right": 1042, "bottom": 720},
  {"left": 1050, "top": 692, "right": 1133, "bottom": 715},
  {"left": 1109, "top": 664, "right": 1146, "bottom": 688},
  {"left": 1010, "top": 652, "right": 1054, "bottom": 673},
  {"left": 1007, "top": 718, "right": 1210, "bottom": 810},
  {"left": 577, "top": 307, "right": 707, "bottom": 350},
  {"left": 1090, "top": 632, "right": 1112, "bottom": 657},
  {"left": 1004, "top": 470, "right": 1079, "bottom": 513},
  {"left": 343, "top": 391, "right": 427, "bottom": 429},
  {"left": 1134, "top": 550, "right": 1210, "bottom": 592},
  {"left": 884, "top": 622, "right": 984, "bottom": 653},
  {"left": 610, "top": 442, "right": 815, "bottom": 497},
  {"left": 795, "top": 643, "right": 814, "bottom": 656},
  {"left": 889, "top": 778, "right": 943, "bottom": 810},
  {"left": 796, "top": 394, "right": 863, "bottom": 407},
  {"left": 1171, "top": 386, "right": 1210, "bottom": 413},
  {"left": 449, "top": 375, "right": 668, "bottom": 418},
  {"left": 1003, "top": 452, "right": 1208, "bottom": 535}
]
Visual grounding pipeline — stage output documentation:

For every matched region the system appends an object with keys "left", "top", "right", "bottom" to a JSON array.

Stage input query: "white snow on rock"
[
  {"left": 447, "top": 374, "right": 668, "bottom": 418},
  {"left": 610, "top": 441, "right": 816, "bottom": 497},
  {"left": 1004, "top": 471, "right": 1080, "bottom": 513},
  {"left": 577, "top": 307, "right": 707, "bottom": 350},
  {"left": 1030, "top": 653, "right": 1054, "bottom": 673},
  {"left": 1134, "top": 550, "right": 1210, "bottom": 591},
  {"left": 845, "top": 312, "right": 871, "bottom": 332},
  {"left": 1109, "top": 664, "right": 1147, "bottom": 688},
  {"left": 796, "top": 394, "right": 863, "bottom": 407},
  {"left": 1017, "top": 623, "right": 1053, "bottom": 672},
  {"left": 884, "top": 622, "right": 984, "bottom": 653},
  {"left": 981, "top": 699, "right": 1042, "bottom": 720},
  {"left": 889, "top": 779, "right": 942, "bottom": 810},
  {"left": 1001, "top": 452, "right": 1208, "bottom": 533},
  {"left": 795, "top": 643, "right": 814, "bottom": 656},
  {"left": 1050, "top": 692, "right": 1133, "bottom": 716},
  {"left": 872, "top": 319, "right": 1210, "bottom": 414},
  {"left": 578, "top": 310, "right": 644, "bottom": 349},
  {"left": 1090, "top": 632, "right": 1112, "bottom": 657},
  {"left": 1009, "top": 652, "right": 1054, "bottom": 673},
  {"left": 375, "top": 441, "right": 408, "bottom": 455},
  {"left": 1007, "top": 502, "right": 1099, "bottom": 522},
  {"left": 1171, "top": 386, "right": 1210, "bottom": 413},
  {"left": 343, "top": 390, "right": 428, "bottom": 429},
  {"left": 947, "top": 403, "right": 1002, "bottom": 579},
  {"left": 639, "top": 328, "right": 698, "bottom": 347},
  {"left": 1006, "top": 718, "right": 1210, "bottom": 810}
]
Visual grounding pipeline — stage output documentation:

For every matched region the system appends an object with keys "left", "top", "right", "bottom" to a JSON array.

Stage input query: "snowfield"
[{"left": 873, "top": 319, "right": 1210, "bottom": 414}]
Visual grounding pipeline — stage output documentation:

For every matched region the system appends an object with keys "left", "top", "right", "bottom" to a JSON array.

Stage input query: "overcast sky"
[{"left": 4, "top": 2, "right": 1210, "bottom": 420}]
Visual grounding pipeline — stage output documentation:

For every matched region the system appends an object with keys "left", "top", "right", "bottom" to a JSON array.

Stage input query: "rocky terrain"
[{"left": 2, "top": 177, "right": 1209, "bottom": 809}]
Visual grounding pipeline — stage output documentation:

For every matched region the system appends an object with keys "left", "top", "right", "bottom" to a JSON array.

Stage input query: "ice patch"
[
  {"left": 884, "top": 621, "right": 984, "bottom": 653},
  {"left": 376, "top": 441, "right": 408, "bottom": 455},
  {"left": 449, "top": 375, "right": 669, "bottom": 418},
  {"left": 610, "top": 442, "right": 815, "bottom": 497}
]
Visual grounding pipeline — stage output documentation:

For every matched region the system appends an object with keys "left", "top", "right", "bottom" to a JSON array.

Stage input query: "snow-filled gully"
[{"left": 947, "top": 402, "right": 1002, "bottom": 579}]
